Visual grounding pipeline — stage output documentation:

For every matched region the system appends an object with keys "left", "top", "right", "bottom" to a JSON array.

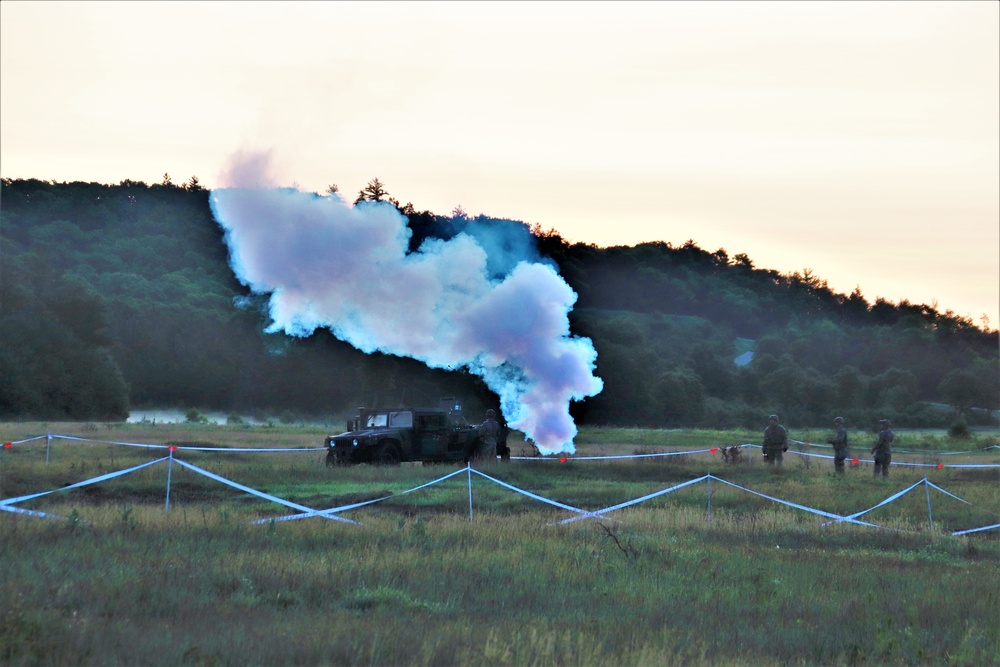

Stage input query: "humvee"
[{"left": 325, "top": 405, "right": 481, "bottom": 466}]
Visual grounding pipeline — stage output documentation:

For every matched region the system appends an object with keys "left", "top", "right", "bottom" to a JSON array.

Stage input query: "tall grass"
[{"left": 1, "top": 423, "right": 998, "bottom": 666}]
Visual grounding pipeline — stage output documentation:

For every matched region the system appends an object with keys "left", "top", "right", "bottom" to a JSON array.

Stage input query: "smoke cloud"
[{"left": 210, "top": 153, "right": 602, "bottom": 454}]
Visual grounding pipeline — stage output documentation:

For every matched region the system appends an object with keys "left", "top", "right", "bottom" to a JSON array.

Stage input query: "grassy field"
[{"left": 1, "top": 422, "right": 998, "bottom": 666}]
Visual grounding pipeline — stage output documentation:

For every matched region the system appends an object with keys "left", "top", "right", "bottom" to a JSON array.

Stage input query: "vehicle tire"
[{"left": 375, "top": 442, "right": 402, "bottom": 466}]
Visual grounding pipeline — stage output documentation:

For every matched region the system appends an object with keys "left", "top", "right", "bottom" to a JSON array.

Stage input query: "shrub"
[{"left": 948, "top": 417, "right": 970, "bottom": 439}]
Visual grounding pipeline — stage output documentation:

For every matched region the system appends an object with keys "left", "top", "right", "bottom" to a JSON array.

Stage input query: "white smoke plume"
[{"left": 211, "top": 153, "right": 603, "bottom": 454}]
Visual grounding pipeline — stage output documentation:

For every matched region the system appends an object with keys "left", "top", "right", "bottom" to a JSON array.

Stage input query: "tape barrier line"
[
  {"left": 923, "top": 463, "right": 1000, "bottom": 468},
  {"left": 0, "top": 457, "right": 170, "bottom": 508},
  {"left": 512, "top": 449, "right": 714, "bottom": 462},
  {"left": 3, "top": 435, "right": 49, "bottom": 447},
  {"left": 708, "top": 475, "right": 879, "bottom": 527},
  {"left": 13, "top": 434, "right": 998, "bottom": 463},
  {"left": 171, "top": 459, "right": 358, "bottom": 525},
  {"left": 0, "top": 505, "right": 62, "bottom": 519},
  {"left": 790, "top": 439, "right": 1000, "bottom": 457},
  {"left": 168, "top": 447, "right": 326, "bottom": 452},
  {"left": 256, "top": 467, "right": 471, "bottom": 524},
  {"left": 821, "top": 479, "right": 927, "bottom": 526},
  {"left": 952, "top": 523, "right": 1000, "bottom": 536},
  {"left": 51, "top": 435, "right": 324, "bottom": 452},
  {"left": 3, "top": 448, "right": 996, "bottom": 534},
  {"left": 787, "top": 450, "right": 837, "bottom": 461},
  {"left": 790, "top": 440, "right": 835, "bottom": 450},
  {"left": 558, "top": 476, "right": 711, "bottom": 525},
  {"left": 781, "top": 448, "right": 1000, "bottom": 469},
  {"left": 923, "top": 480, "right": 974, "bottom": 506},
  {"left": 51, "top": 435, "right": 172, "bottom": 450},
  {"left": 469, "top": 468, "right": 591, "bottom": 516}
]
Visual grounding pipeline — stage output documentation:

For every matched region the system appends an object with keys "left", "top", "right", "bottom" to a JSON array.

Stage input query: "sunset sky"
[{"left": 2, "top": 1, "right": 997, "bottom": 327}]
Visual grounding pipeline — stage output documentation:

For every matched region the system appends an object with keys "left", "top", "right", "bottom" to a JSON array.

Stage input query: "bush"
[{"left": 948, "top": 417, "right": 970, "bottom": 438}]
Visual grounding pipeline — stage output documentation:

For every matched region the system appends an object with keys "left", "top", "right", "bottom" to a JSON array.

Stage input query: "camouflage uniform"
[
  {"left": 762, "top": 415, "right": 788, "bottom": 466},
  {"left": 828, "top": 418, "right": 849, "bottom": 473},
  {"left": 475, "top": 410, "right": 499, "bottom": 463},
  {"left": 871, "top": 420, "right": 894, "bottom": 478},
  {"left": 496, "top": 416, "right": 511, "bottom": 462}
]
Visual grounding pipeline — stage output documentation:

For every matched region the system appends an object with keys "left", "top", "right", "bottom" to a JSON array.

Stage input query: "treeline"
[{"left": 1, "top": 177, "right": 996, "bottom": 429}]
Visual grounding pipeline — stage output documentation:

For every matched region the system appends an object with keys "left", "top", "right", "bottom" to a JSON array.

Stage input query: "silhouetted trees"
[{"left": 1, "top": 177, "right": 996, "bottom": 426}]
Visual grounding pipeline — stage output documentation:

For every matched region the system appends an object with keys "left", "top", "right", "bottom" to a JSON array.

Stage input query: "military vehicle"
[{"left": 324, "top": 403, "right": 481, "bottom": 466}]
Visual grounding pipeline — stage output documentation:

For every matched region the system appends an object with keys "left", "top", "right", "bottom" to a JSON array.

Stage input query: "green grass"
[{"left": 1, "top": 422, "right": 999, "bottom": 666}]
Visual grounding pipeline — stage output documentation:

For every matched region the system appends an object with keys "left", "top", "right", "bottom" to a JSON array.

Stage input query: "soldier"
[
  {"left": 871, "top": 418, "right": 894, "bottom": 478},
  {"left": 475, "top": 408, "right": 500, "bottom": 464},
  {"left": 496, "top": 413, "right": 511, "bottom": 462},
  {"left": 827, "top": 416, "right": 849, "bottom": 474},
  {"left": 762, "top": 414, "right": 788, "bottom": 467}
]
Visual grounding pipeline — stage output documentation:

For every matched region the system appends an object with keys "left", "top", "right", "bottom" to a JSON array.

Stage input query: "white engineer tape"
[
  {"left": 4, "top": 435, "right": 49, "bottom": 446},
  {"left": 51, "top": 435, "right": 323, "bottom": 452},
  {"left": 558, "top": 476, "right": 711, "bottom": 525},
  {"left": 512, "top": 448, "right": 714, "bottom": 461},
  {"left": 470, "top": 468, "right": 590, "bottom": 516},
  {"left": 0, "top": 457, "right": 169, "bottom": 508},
  {"left": 952, "top": 523, "right": 1000, "bottom": 536},
  {"left": 255, "top": 467, "right": 472, "bottom": 524},
  {"left": 171, "top": 458, "right": 359, "bottom": 524},
  {"left": 0, "top": 505, "right": 61, "bottom": 519},
  {"left": 826, "top": 479, "right": 926, "bottom": 525},
  {"left": 707, "top": 475, "right": 879, "bottom": 527},
  {"left": 3, "top": 444, "right": 996, "bottom": 535}
]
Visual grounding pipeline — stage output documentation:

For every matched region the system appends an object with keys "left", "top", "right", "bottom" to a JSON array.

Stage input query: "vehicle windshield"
[
  {"left": 388, "top": 411, "right": 413, "bottom": 428},
  {"left": 364, "top": 411, "right": 414, "bottom": 428}
]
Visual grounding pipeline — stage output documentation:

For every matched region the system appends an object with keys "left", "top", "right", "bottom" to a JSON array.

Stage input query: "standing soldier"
[
  {"left": 762, "top": 414, "right": 788, "bottom": 467},
  {"left": 496, "top": 413, "right": 511, "bottom": 462},
  {"left": 827, "top": 416, "right": 849, "bottom": 474},
  {"left": 871, "top": 419, "right": 894, "bottom": 478},
  {"left": 475, "top": 408, "right": 500, "bottom": 464}
]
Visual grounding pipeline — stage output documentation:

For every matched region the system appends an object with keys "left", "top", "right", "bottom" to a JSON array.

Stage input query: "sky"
[{"left": 2, "top": 1, "right": 998, "bottom": 328}]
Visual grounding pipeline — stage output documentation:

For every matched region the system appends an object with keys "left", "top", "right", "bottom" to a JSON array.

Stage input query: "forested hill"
[{"left": 1, "top": 177, "right": 997, "bottom": 429}]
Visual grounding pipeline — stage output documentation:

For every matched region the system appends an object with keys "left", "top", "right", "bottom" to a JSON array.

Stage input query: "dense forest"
[{"left": 1, "top": 177, "right": 997, "bottom": 431}]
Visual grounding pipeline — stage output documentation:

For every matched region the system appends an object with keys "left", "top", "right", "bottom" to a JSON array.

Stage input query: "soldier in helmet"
[
  {"left": 871, "top": 419, "right": 894, "bottom": 478},
  {"left": 496, "top": 412, "right": 511, "bottom": 462},
  {"left": 762, "top": 414, "right": 788, "bottom": 467},
  {"left": 474, "top": 408, "right": 500, "bottom": 464},
  {"left": 827, "top": 416, "right": 849, "bottom": 474}
]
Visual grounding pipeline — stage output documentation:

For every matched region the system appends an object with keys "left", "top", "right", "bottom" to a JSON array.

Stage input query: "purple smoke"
[{"left": 210, "top": 153, "right": 602, "bottom": 454}]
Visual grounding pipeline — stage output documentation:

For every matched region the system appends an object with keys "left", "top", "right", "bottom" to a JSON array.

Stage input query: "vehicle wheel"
[{"left": 375, "top": 442, "right": 401, "bottom": 466}]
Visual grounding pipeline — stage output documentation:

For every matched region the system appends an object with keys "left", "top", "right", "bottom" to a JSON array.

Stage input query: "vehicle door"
[{"left": 414, "top": 413, "right": 448, "bottom": 458}]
